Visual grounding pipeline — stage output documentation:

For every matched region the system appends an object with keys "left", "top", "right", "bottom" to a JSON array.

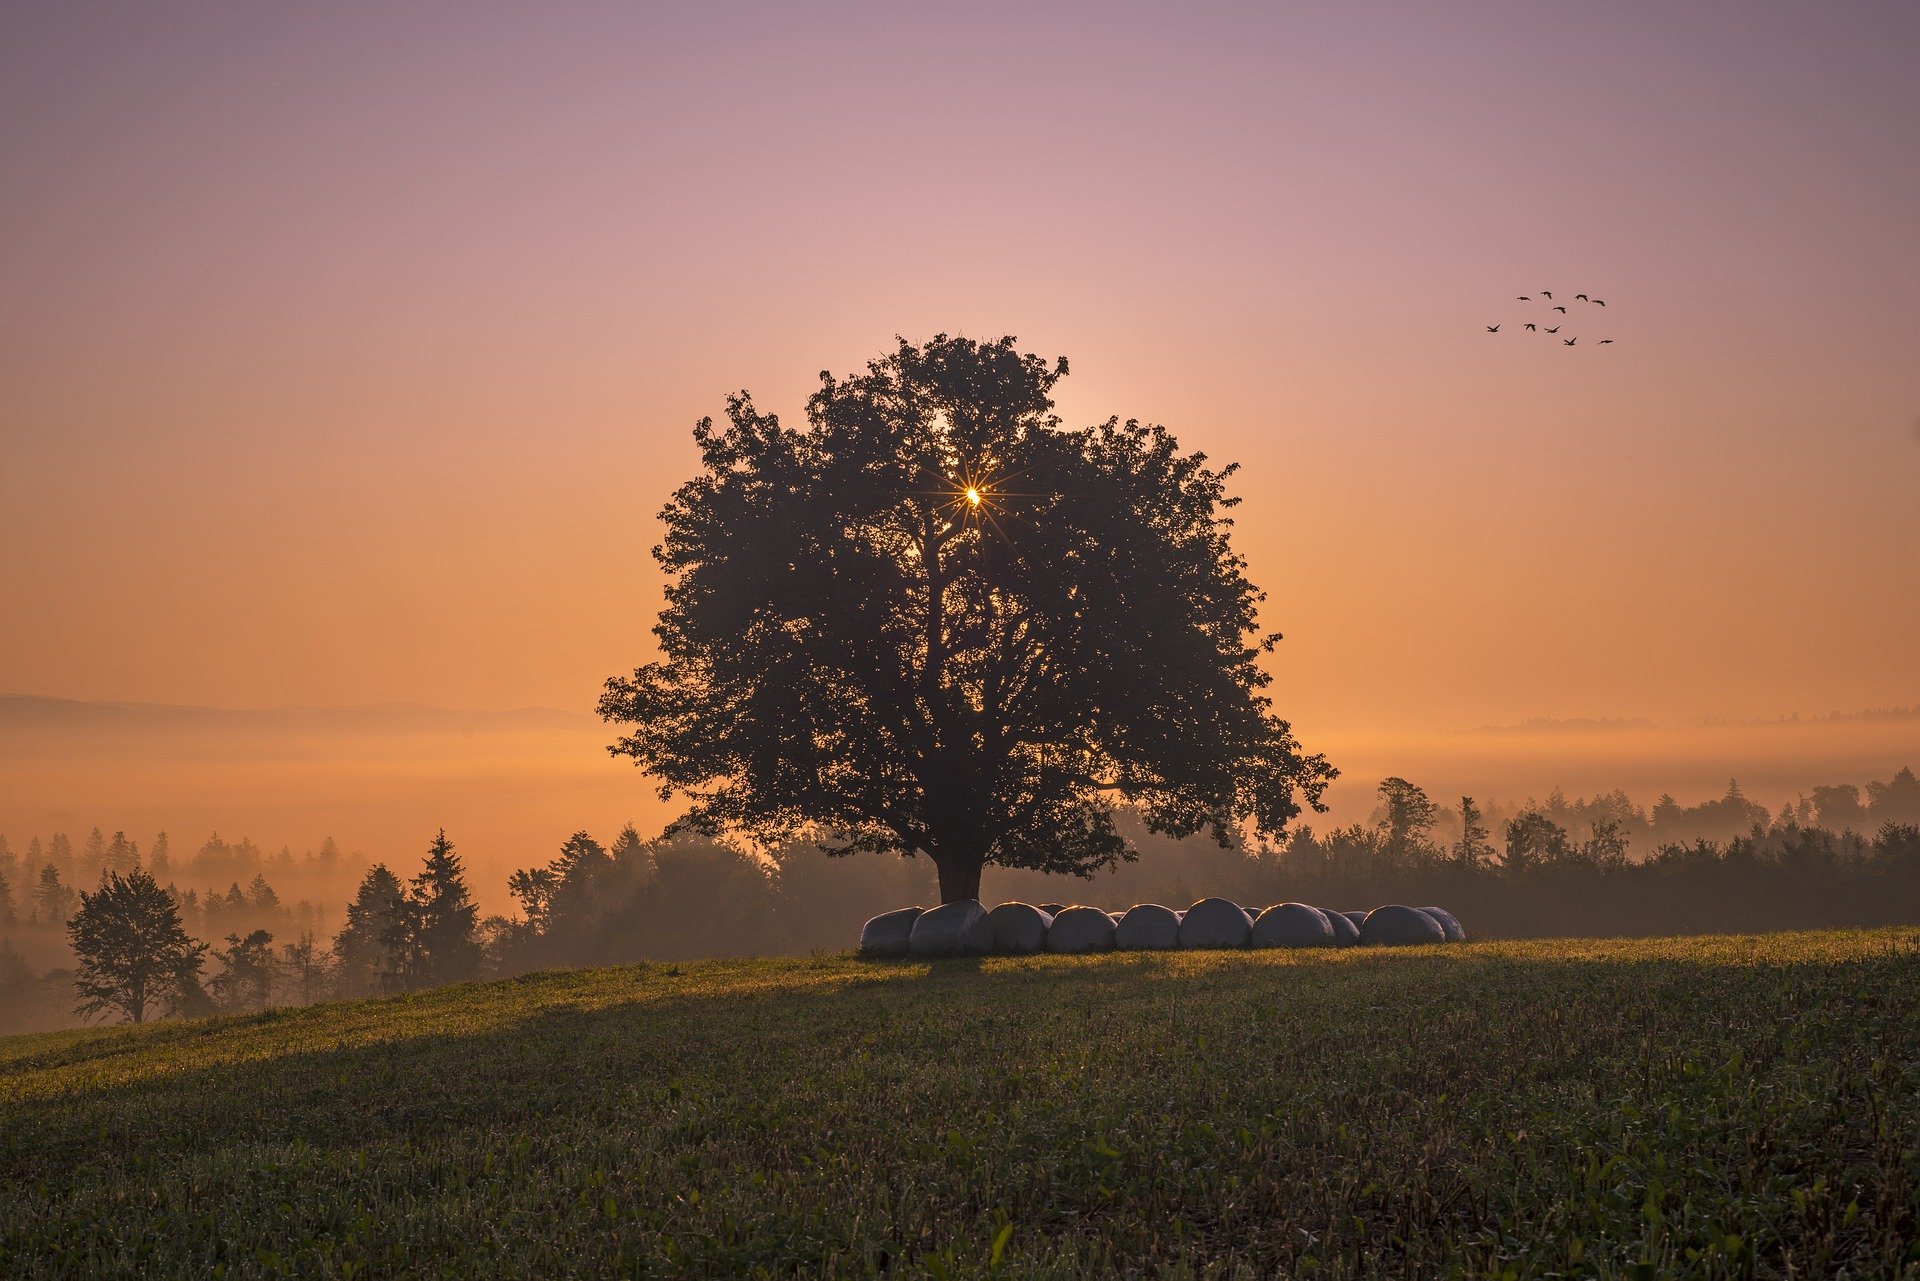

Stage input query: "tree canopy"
[
  {"left": 68, "top": 868, "right": 206, "bottom": 1023},
  {"left": 601, "top": 334, "right": 1334, "bottom": 902}
]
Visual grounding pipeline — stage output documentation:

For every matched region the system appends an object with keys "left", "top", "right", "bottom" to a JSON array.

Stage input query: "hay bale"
[
  {"left": 1323, "top": 908, "right": 1361, "bottom": 948},
  {"left": 1338, "top": 910, "right": 1368, "bottom": 931},
  {"left": 1251, "top": 902, "right": 1335, "bottom": 948},
  {"left": 1359, "top": 904, "right": 1446, "bottom": 947},
  {"left": 1037, "top": 903, "right": 1067, "bottom": 915},
  {"left": 1178, "top": 897, "right": 1252, "bottom": 950},
  {"left": 1114, "top": 903, "right": 1181, "bottom": 950},
  {"left": 1419, "top": 906, "right": 1466, "bottom": 942},
  {"left": 987, "top": 902, "right": 1053, "bottom": 954},
  {"left": 908, "top": 900, "right": 994, "bottom": 957},
  {"left": 858, "top": 906, "right": 923, "bottom": 958},
  {"left": 1046, "top": 905, "right": 1117, "bottom": 953}
]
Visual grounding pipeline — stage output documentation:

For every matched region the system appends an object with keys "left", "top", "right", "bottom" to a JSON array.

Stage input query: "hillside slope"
[{"left": 4, "top": 932, "right": 1919, "bottom": 1278}]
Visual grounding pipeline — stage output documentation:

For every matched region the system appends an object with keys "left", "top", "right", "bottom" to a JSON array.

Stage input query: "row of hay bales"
[{"left": 859, "top": 897, "right": 1465, "bottom": 958}]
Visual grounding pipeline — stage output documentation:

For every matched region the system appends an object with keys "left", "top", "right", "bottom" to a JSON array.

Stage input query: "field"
[{"left": 4, "top": 931, "right": 1918, "bottom": 1278}]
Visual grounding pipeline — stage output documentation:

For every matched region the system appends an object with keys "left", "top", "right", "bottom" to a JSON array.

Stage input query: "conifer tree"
[
  {"left": 333, "top": 864, "right": 410, "bottom": 995},
  {"left": 48, "top": 833, "right": 74, "bottom": 879},
  {"left": 247, "top": 873, "right": 280, "bottom": 911},
  {"left": 409, "top": 830, "right": 479, "bottom": 986},
  {"left": 105, "top": 830, "right": 139, "bottom": 875},
  {"left": 149, "top": 831, "right": 173, "bottom": 882},
  {"left": 1454, "top": 796, "right": 1492, "bottom": 867},
  {"left": 33, "top": 865, "right": 77, "bottom": 927}
]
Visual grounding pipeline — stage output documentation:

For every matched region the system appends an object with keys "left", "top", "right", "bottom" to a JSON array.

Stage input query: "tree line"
[{"left": 5, "top": 768, "right": 1918, "bottom": 1032}]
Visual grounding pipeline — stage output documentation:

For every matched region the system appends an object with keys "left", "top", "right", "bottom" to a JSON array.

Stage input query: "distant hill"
[{"left": 0, "top": 694, "right": 590, "bottom": 741}]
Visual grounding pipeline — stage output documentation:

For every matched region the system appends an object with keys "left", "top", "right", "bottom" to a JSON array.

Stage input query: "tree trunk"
[{"left": 934, "top": 853, "right": 984, "bottom": 904}]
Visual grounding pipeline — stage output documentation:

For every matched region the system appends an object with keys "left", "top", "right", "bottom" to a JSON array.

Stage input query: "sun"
[{"left": 965, "top": 486, "right": 982, "bottom": 507}]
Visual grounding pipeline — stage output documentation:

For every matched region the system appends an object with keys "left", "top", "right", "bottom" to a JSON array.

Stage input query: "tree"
[
  {"left": 279, "top": 932, "right": 333, "bottom": 1005},
  {"left": 246, "top": 872, "right": 280, "bottom": 911},
  {"left": 210, "top": 929, "right": 276, "bottom": 1011},
  {"left": 1579, "top": 819, "right": 1630, "bottom": 869},
  {"left": 1867, "top": 767, "right": 1920, "bottom": 827},
  {"left": 105, "top": 830, "right": 139, "bottom": 875},
  {"left": 333, "top": 864, "right": 410, "bottom": 996},
  {"left": 509, "top": 830, "right": 612, "bottom": 934},
  {"left": 67, "top": 869, "right": 207, "bottom": 1024},
  {"left": 1376, "top": 777, "right": 1438, "bottom": 860},
  {"left": 1502, "top": 812, "right": 1570, "bottom": 874},
  {"left": 32, "top": 864, "right": 77, "bottom": 927},
  {"left": 408, "top": 830, "right": 479, "bottom": 986},
  {"left": 1454, "top": 795, "right": 1492, "bottom": 867},
  {"left": 82, "top": 827, "right": 108, "bottom": 882},
  {"left": 601, "top": 334, "right": 1334, "bottom": 902},
  {"left": 0, "top": 868, "right": 14, "bottom": 925},
  {"left": 149, "top": 830, "right": 173, "bottom": 882}
]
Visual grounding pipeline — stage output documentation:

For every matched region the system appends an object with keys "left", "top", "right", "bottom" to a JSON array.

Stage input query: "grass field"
[{"left": 4, "top": 931, "right": 1918, "bottom": 1278}]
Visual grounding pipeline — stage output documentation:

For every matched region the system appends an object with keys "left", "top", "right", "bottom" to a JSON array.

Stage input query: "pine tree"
[
  {"left": 83, "top": 827, "right": 108, "bottom": 882},
  {"left": 48, "top": 832, "right": 74, "bottom": 880},
  {"left": 333, "top": 864, "right": 410, "bottom": 996},
  {"left": 68, "top": 869, "right": 207, "bottom": 1024},
  {"left": 33, "top": 865, "right": 78, "bottom": 927},
  {"left": 149, "top": 831, "right": 173, "bottom": 883},
  {"left": 1454, "top": 796, "right": 1492, "bottom": 867},
  {"left": 105, "top": 831, "right": 139, "bottom": 874},
  {"left": 0, "top": 869, "right": 15, "bottom": 926},
  {"left": 247, "top": 873, "right": 280, "bottom": 911},
  {"left": 409, "top": 830, "right": 480, "bottom": 986}
]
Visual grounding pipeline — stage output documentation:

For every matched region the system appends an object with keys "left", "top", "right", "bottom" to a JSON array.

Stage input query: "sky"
[{"left": 3, "top": 2, "right": 1918, "bottom": 862}]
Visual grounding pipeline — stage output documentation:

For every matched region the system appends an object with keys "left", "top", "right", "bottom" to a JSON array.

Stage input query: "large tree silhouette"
[{"left": 601, "top": 335, "right": 1334, "bottom": 902}]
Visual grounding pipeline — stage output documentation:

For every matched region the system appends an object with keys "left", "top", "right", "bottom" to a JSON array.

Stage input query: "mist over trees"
[{"left": 3, "top": 766, "right": 1918, "bottom": 1033}]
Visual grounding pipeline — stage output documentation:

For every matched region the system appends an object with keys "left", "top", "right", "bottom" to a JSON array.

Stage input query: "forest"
[{"left": 3, "top": 767, "right": 1918, "bottom": 1034}]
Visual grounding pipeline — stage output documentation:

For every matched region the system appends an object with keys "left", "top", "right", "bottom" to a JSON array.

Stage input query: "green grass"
[{"left": 4, "top": 931, "right": 1919, "bottom": 1279}]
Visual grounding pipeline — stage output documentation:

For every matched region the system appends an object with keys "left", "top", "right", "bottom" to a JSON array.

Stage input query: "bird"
[
  {"left": 1563, "top": 337, "right": 1577, "bottom": 346},
  {"left": 1517, "top": 295, "right": 1531, "bottom": 301},
  {"left": 1553, "top": 305, "right": 1567, "bottom": 313},
  {"left": 1486, "top": 325, "right": 1501, "bottom": 332},
  {"left": 1575, "top": 294, "right": 1589, "bottom": 302},
  {"left": 1541, "top": 291, "right": 1553, "bottom": 299},
  {"left": 1599, "top": 339, "right": 1614, "bottom": 344},
  {"left": 1544, "top": 326, "right": 1559, "bottom": 333},
  {"left": 1524, "top": 323, "right": 1537, "bottom": 331},
  {"left": 1592, "top": 299, "right": 1606, "bottom": 306}
]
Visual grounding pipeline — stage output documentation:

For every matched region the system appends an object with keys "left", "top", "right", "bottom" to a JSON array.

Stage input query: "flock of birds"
[{"left": 1487, "top": 290, "right": 1614, "bottom": 346}]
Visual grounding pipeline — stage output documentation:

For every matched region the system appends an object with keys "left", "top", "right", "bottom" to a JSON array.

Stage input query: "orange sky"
[{"left": 3, "top": 3, "right": 1917, "bottom": 855}]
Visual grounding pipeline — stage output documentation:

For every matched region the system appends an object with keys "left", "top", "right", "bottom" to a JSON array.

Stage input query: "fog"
[{"left": 5, "top": 694, "right": 1916, "bottom": 917}]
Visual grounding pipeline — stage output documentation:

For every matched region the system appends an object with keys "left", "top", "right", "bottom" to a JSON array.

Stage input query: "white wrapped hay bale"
[
  {"left": 1178, "top": 897, "right": 1252, "bottom": 949},
  {"left": 1359, "top": 904, "right": 1447, "bottom": 947},
  {"left": 1323, "top": 908, "right": 1361, "bottom": 948},
  {"left": 1338, "top": 910, "right": 1368, "bottom": 931},
  {"left": 1251, "top": 902, "right": 1335, "bottom": 948},
  {"left": 987, "top": 902, "right": 1053, "bottom": 954},
  {"left": 1114, "top": 903, "right": 1181, "bottom": 950},
  {"left": 1419, "top": 906, "right": 1466, "bottom": 942},
  {"left": 1045, "top": 905, "right": 1117, "bottom": 953},
  {"left": 908, "top": 899, "right": 994, "bottom": 957},
  {"left": 858, "top": 906, "right": 923, "bottom": 958}
]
